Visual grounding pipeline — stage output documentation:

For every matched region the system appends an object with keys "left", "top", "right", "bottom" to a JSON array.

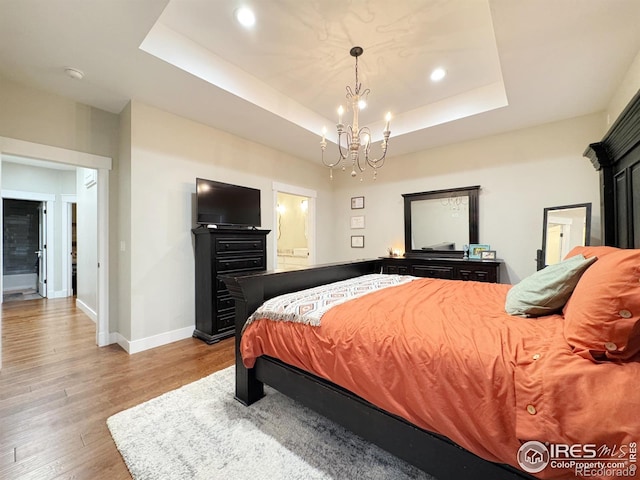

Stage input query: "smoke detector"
[{"left": 64, "top": 67, "right": 84, "bottom": 80}]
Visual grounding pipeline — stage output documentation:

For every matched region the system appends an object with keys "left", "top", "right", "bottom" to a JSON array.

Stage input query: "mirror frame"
[
  {"left": 539, "top": 202, "right": 592, "bottom": 269},
  {"left": 403, "top": 185, "right": 480, "bottom": 258}
]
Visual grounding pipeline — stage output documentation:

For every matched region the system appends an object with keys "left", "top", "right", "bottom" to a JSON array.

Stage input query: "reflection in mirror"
[
  {"left": 411, "top": 196, "right": 470, "bottom": 250},
  {"left": 403, "top": 186, "right": 479, "bottom": 258},
  {"left": 539, "top": 203, "right": 591, "bottom": 269}
]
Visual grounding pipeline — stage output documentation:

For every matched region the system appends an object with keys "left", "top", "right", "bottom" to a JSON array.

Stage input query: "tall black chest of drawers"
[{"left": 192, "top": 227, "right": 270, "bottom": 343}]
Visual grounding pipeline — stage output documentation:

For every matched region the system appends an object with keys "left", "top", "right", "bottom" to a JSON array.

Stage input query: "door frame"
[
  {"left": 37, "top": 201, "right": 47, "bottom": 297},
  {"left": 0, "top": 136, "right": 112, "bottom": 349},
  {"left": 272, "top": 182, "right": 317, "bottom": 267},
  {"left": 61, "top": 194, "right": 77, "bottom": 297},
  {"left": 1, "top": 192, "right": 55, "bottom": 298}
]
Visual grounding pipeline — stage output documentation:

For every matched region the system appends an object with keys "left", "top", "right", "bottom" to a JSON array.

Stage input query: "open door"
[{"left": 36, "top": 202, "right": 47, "bottom": 298}]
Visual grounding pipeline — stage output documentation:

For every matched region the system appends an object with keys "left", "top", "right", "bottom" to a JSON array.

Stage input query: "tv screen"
[{"left": 196, "top": 178, "right": 261, "bottom": 227}]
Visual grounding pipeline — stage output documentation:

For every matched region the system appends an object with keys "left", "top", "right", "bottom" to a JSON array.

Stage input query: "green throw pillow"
[{"left": 505, "top": 254, "right": 597, "bottom": 317}]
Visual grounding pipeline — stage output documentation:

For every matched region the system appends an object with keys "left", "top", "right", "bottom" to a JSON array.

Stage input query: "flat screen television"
[{"left": 196, "top": 178, "right": 261, "bottom": 228}]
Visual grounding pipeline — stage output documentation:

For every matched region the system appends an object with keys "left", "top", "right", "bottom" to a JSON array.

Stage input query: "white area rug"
[{"left": 107, "top": 366, "right": 436, "bottom": 480}]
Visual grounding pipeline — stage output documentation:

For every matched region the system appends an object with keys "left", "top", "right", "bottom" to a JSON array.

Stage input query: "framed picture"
[
  {"left": 351, "top": 235, "right": 365, "bottom": 248},
  {"left": 469, "top": 243, "right": 490, "bottom": 259},
  {"left": 480, "top": 250, "right": 497, "bottom": 260},
  {"left": 350, "top": 215, "right": 365, "bottom": 229},
  {"left": 351, "top": 196, "right": 365, "bottom": 209}
]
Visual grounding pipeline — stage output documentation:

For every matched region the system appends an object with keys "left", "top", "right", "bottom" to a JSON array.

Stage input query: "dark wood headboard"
[{"left": 584, "top": 89, "right": 640, "bottom": 248}]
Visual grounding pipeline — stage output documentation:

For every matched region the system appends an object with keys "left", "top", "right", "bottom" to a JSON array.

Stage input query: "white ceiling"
[{"left": 1, "top": 0, "right": 640, "bottom": 165}]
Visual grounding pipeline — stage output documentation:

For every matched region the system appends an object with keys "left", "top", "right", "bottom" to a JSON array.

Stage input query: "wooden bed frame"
[{"left": 223, "top": 89, "right": 640, "bottom": 480}]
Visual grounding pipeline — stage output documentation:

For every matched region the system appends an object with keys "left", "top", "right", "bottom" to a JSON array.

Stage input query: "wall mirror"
[
  {"left": 538, "top": 203, "right": 592, "bottom": 269},
  {"left": 403, "top": 186, "right": 479, "bottom": 258}
]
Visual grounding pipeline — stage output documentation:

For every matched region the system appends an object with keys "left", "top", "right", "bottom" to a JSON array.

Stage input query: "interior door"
[{"left": 37, "top": 202, "right": 47, "bottom": 297}]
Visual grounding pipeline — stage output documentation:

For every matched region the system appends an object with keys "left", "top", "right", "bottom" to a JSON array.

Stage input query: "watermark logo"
[
  {"left": 517, "top": 441, "right": 550, "bottom": 473},
  {"left": 517, "top": 441, "right": 637, "bottom": 477}
]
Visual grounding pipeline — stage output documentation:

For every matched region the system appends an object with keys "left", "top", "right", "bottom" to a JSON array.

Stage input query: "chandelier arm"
[
  {"left": 337, "top": 129, "right": 349, "bottom": 162},
  {"left": 364, "top": 140, "right": 390, "bottom": 169},
  {"left": 346, "top": 86, "right": 355, "bottom": 99}
]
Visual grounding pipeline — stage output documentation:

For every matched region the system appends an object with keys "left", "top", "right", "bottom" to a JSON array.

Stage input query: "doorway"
[
  {"left": 272, "top": 182, "right": 317, "bottom": 270},
  {"left": 276, "top": 192, "right": 311, "bottom": 269},
  {"left": 2, "top": 199, "right": 47, "bottom": 302},
  {"left": 0, "top": 137, "right": 112, "bottom": 354}
]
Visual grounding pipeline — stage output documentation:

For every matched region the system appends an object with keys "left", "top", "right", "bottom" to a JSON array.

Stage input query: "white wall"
[
  {"left": 126, "top": 102, "right": 334, "bottom": 342},
  {"left": 330, "top": 113, "right": 603, "bottom": 284},
  {"left": 75, "top": 168, "right": 98, "bottom": 317},
  {"left": 0, "top": 73, "right": 120, "bottom": 330},
  {"left": 606, "top": 49, "right": 640, "bottom": 129},
  {"left": 1, "top": 162, "right": 76, "bottom": 294},
  {"left": 117, "top": 103, "right": 132, "bottom": 340}
]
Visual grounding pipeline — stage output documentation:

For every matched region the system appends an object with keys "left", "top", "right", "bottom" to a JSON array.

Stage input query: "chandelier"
[{"left": 320, "top": 46, "right": 391, "bottom": 180}]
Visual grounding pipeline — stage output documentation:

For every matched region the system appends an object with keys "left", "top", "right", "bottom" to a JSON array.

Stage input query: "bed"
[{"left": 223, "top": 90, "right": 640, "bottom": 480}]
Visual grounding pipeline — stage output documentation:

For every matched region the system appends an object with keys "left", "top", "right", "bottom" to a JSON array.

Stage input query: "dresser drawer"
[
  {"left": 216, "top": 293, "right": 235, "bottom": 312},
  {"left": 411, "top": 264, "right": 454, "bottom": 279},
  {"left": 217, "top": 311, "right": 235, "bottom": 331},
  {"left": 383, "top": 264, "right": 410, "bottom": 275},
  {"left": 215, "top": 237, "right": 264, "bottom": 254},
  {"left": 216, "top": 256, "right": 264, "bottom": 272},
  {"left": 457, "top": 267, "right": 497, "bottom": 283}
]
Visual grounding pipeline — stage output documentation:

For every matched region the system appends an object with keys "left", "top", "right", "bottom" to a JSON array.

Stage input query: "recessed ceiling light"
[
  {"left": 64, "top": 67, "right": 84, "bottom": 80},
  {"left": 235, "top": 7, "right": 256, "bottom": 28},
  {"left": 430, "top": 68, "right": 446, "bottom": 82}
]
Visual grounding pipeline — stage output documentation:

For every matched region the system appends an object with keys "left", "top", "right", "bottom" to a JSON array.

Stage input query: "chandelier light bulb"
[{"left": 358, "top": 100, "right": 367, "bottom": 110}]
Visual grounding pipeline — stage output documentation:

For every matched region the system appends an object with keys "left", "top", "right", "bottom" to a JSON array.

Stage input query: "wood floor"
[{"left": 0, "top": 297, "right": 235, "bottom": 479}]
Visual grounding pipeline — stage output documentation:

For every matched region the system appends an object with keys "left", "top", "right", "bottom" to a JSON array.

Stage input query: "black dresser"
[
  {"left": 192, "top": 227, "right": 270, "bottom": 343},
  {"left": 380, "top": 256, "right": 502, "bottom": 283}
]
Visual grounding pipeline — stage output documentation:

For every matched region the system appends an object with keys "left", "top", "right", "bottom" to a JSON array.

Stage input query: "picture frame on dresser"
[{"left": 469, "top": 244, "right": 490, "bottom": 259}]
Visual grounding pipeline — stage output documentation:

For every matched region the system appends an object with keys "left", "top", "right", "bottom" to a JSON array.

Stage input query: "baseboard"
[
  {"left": 116, "top": 326, "right": 194, "bottom": 355},
  {"left": 51, "top": 289, "right": 72, "bottom": 299},
  {"left": 75, "top": 298, "right": 97, "bottom": 323},
  {"left": 97, "top": 330, "right": 120, "bottom": 348}
]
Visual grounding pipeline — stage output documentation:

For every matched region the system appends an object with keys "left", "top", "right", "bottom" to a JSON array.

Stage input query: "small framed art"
[
  {"left": 351, "top": 235, "right": 365, "bottom": 248},
  {"left": 469, "top": 243, "right": 490, "bottom": 259},
  {"left": 351, "top": 196, "right": 365, "bottom": 209},
  {"left": 350, "top": 215, "right": 365, "bottom": 229},
  {"left": 480, "top": 250, "right": 497, "bottom": 260}
]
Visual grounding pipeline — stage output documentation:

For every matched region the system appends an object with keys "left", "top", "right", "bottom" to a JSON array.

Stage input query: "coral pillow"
[
  {"left": 563, "top": 248, "right": 640, "bottom": 361},
  {"left": 564, "top": 245, "right": 620, "bottom": 260}
]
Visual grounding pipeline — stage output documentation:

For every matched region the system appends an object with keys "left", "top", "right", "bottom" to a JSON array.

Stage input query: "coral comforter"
[{"left": 241, "top": 277, "right": 640, "bottom": 479}]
